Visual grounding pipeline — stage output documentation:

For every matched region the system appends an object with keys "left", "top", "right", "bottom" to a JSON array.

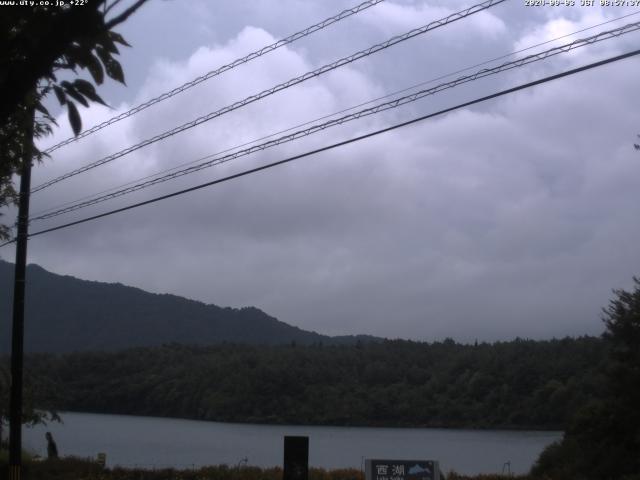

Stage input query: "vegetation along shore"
[{"left": 15, "top": 336, "right": 604, "bottom": 430}]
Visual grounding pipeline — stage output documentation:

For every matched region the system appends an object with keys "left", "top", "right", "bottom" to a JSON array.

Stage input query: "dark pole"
[{"left": 9, "top": 105, "right": 34, "bottom": 480}]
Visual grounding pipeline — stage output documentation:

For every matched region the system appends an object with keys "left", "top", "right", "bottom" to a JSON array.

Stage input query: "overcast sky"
[{"left": 3, "top": 0, "right": 640, "bottom": 342}]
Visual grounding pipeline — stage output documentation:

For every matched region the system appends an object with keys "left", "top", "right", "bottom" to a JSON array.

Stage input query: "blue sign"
[{"left": 365, "top": 459, "right": 440, "bottom": 480}]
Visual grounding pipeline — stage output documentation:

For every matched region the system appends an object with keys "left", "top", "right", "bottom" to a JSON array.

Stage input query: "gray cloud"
[{"left": 5, "top": 1, "right": 640, "bottom": 342}]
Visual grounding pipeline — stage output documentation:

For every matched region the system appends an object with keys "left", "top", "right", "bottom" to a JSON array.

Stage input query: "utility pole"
[{"left": 9, "top": 105, "right": 34, "bottom": 480}]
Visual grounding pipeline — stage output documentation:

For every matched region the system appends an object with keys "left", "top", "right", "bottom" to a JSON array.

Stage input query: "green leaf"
[
  {"left": 109, "top": 31, "right": 131, "bottom": 47},
  {"left": 95, "top": 46, "right": 125, "bottom": 84},
  {"left": 95, "top": 45, "right": 110, "bottom": 66},
  {"left": 71, "top": 45, "right": 105, "bottom": 86},
  {"left": 95, "top": 46, "right": 124, "bottom": 84},
  {"left": 102, "top": 40, "right": 119, "bottom": 55},
  {"left": 52, "top": 85, "right": 66, "bottom": 106},
  {"left": 99, "top": 31, "right": 119, "bottom": 54},
  {"left": 85, "top": 53, "right": 104, "bottom": 85},
  {"left": 63, "top": 49, "right": 80, "bottom": 66},
  {"left": 61, "top": 81, "right": 89, "bottom": 108},
  {"left": 67, "top": 101, "right": 82, "bottom": 136},
  {"left": 105, "top": 57, "right": 125, "bottom": 84},
  {"left": 35, "top": 101, "right": 50, "bottom": 117},
  {"left": 73, "top": 79, "right": 108, "bottom": 107}
]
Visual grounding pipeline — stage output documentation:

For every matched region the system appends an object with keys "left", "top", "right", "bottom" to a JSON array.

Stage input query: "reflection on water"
[{"left": 24, "top": 412, "right": 561, "bottom": 475}]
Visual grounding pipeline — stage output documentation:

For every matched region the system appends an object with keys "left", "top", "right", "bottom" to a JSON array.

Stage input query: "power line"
[
  {"left": 31, "top": 0, "right": 507, "bottom": 194},
  {"left": 29, "top": 20, "right": 640, "bottom": 222},
  {"left": 29, "top": 10, "right": 640, "bottom": 220},
  {"left": 10, "top": 48, "right": 637, "bottom": 244},
  {"left": 42, "top": 0, "right": 386, "bottom": 155}
]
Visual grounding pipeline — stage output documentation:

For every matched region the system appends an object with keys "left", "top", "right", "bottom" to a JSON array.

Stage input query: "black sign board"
[
  {"left": 365, "top": 459, "right": 440, "bottom": 480},
  {"left": 283, "top": 436, "right": 309, "bottom": 480}
]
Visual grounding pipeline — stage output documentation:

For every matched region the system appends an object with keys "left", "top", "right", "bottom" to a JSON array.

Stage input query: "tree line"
[{"left": 12, "top": 336, "right": 606, "bottom": 430}]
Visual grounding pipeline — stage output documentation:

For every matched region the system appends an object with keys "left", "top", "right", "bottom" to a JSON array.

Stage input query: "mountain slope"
[{"left": 0, "top": 260, "right": 374, "bottom": 353}]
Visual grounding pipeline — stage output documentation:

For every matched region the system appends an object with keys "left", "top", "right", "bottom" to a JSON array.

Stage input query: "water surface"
[{"left": 23, "top": 412, "right": 560, "bottom": 475}]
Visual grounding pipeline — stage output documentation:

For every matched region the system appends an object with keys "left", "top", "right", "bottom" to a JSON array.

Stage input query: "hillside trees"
[
  {"left": 0, "top": 360, "right": 59, "bottom": 446},
  {"left": 532, "top": 278, "right": 640, "bottom": 479},
  {"left": 21, "top": 337, "right": 606, "bottom": 430}
]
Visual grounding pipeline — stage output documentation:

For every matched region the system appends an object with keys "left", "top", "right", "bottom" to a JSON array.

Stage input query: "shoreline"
[{"left": 51, "top": 410, "right": 565, "bottom": 434}]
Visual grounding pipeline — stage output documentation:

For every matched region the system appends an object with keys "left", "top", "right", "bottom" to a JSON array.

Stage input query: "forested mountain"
[
  {"left": 23, "top": 337, "right": 605, "bottom": 430},
  {"left": 0, "top": 260, "right": 376, "bottom": 353},
  {"left": 0, "top": 261, "right": 610, "bottom": 430}
]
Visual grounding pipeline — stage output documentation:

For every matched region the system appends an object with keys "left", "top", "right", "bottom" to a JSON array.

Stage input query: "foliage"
[
  {"left": 0, "top": 0, "right": 148, "bottom": 239},
  {"left": 0, "top": 359, "right": 60, "bottom": 449},
  {"left": 531, "top": 278, "right": 640, "bottom": 479},
  {"left": 21, "top": 336, "right": 605, "bottom": 430}
]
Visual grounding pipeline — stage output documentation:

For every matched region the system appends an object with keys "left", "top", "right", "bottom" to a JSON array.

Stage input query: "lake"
[{"left": 23, "top": 412, "right": 561, "bottom": 475}]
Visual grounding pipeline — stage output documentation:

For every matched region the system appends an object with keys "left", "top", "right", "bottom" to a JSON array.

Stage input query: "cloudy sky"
[{"left": 4, "top": 0, "right": 640, "bottom": 342}]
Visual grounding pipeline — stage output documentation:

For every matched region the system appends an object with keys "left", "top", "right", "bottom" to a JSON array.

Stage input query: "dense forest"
[
  {"left": 531, "top": 278, "right": 640, "bottom": 480},
  {"left": 18, "top": 336, "right": 605, "bottom": 430}
]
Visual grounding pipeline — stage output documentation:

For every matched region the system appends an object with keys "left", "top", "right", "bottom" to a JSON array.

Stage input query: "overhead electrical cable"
[
  {"left": 43, "top": 0, "right": 386, "bottom": 155},
  {"left": 31, "top": 0, "right": 507, "bottom": 194},
  {"left": 28, "top": 21, "right": 640, "bottom": 222},
  {"left": 29, "top": 9, "right": 640, "bottom": 220},
  {"left": 1, "top": 47, "right": 633, "bottom": 246}
]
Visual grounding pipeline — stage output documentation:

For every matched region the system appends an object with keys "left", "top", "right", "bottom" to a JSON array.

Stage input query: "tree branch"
[
  {"left": 105, "top": 0, "right": 149, "bottom": 29},
  {"left": 104, "top": 0, "right": 125, "bottom": 16}
]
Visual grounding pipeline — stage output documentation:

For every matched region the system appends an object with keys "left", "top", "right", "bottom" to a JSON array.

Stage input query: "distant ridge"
[{"left": 0, "top": 260, "right": 379, "bottom": 353}]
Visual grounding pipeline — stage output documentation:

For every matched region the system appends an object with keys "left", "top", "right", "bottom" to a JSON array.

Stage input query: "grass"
[{"left": 0, "top": 455, "right": 533, "bottom": 480}]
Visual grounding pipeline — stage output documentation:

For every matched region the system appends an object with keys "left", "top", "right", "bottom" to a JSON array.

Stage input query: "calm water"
[{"left": 23, "top": 412, "right": 561, "bottom": 475}]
